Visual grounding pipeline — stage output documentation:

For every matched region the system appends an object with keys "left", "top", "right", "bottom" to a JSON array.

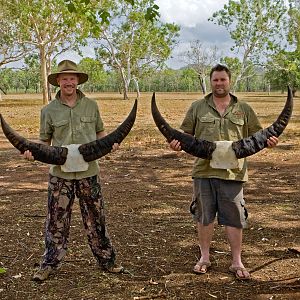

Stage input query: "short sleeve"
[
  {"left": 95, "top": 105, "right": 104, "bottom": 133},
  {"left": 245, "top": 104, "right": 263, "bottom": 136},
  {"left": 180, "top": 104, "right": 195, "bottom": 135},
  {"left": 39, "top": 108, "right": 53, "bottom": 141}
]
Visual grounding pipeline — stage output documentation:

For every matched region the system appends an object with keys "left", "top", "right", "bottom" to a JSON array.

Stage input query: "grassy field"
[{"left": 1, "top": 90, "right": 299, "bottom": 145}]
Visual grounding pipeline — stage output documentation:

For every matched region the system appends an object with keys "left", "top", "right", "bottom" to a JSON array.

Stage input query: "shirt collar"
[{"left": 205, "top": 92, "right": 238, "bottom": 107}]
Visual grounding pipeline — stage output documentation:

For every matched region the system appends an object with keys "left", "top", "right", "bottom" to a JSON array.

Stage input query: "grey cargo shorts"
[{"left": 190, "top": 178, "right": 248, "bottom": 229}]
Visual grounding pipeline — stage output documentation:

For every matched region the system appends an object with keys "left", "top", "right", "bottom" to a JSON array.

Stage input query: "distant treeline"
[{"left": 0, "top": 66, "right": 273, "bottom": 95}]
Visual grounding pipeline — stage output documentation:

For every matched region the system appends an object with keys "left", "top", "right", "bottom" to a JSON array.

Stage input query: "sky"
[
  {"left": 57, "top": 0, "right": 232, "bottom": 69},
  {"left": 155, "top": 0, "right": 232, "bottom": 68}
]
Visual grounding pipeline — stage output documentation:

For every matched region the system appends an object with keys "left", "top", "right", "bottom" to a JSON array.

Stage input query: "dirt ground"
[{"left": 0, "top": 92, "right": 299, "bottom": 300}]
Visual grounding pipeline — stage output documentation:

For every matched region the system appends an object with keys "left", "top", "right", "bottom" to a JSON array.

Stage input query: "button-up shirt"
[
  {"left": 40, "top": 90, "right": 104, "bottom": 179},
  {"left": 180, "top": 93, "right": 262, "bottom": 182}
]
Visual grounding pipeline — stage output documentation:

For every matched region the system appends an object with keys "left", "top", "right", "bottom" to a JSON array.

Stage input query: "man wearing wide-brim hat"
[
  {"left": 24, "top": 59, "right": 124, "bottom": 281},
  {"left": 47, "top": 59, "right": 89, "bottom": 87}
]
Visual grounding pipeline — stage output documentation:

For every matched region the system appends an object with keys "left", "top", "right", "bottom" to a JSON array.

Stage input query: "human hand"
[
  {"left": 169, "top": 139, "right": 181, "bottom": 151},
  {"left": 267, "top": 136, "right": 279, "bottom": 148},
  {"left": 23, "top": 150, "right": 35, "bottom": 161},
  {"left": 111, "top": 143, "right": 119, "bottom": 152}
]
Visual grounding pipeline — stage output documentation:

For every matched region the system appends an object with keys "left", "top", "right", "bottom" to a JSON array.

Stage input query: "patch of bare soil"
[{"left": 0, "top": 138, "right": 299, "bottom": 300}]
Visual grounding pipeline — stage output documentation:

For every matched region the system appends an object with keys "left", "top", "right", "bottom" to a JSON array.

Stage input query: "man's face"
[
  {"left": 56, "top": 73, "right": 79, "bottom": 96},
  {"left": 210, "top": 70, "right": 231, "bottom": 98}
]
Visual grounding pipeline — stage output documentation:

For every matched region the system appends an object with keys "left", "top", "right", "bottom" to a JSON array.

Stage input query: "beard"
[{"left": 212, "top": 87, "right": 230, "bottom": 98}]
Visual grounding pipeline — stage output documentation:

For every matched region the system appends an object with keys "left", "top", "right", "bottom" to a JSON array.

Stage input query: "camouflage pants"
[{"left": 40, "top": 174, "right": 116, "bottom": 269}]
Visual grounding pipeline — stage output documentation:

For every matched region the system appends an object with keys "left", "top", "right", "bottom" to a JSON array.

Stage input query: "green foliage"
[
  {"left": 64, "top": 0, "right": 160, "bottom": 30},
  {"left": 92, "top": 0, "right": 179, "bottom": 98},
  {"left": 209, "top": 0, "right": 288, "bottom": 90},
  {"left": 0, "top": 267, "right": 6, "bottom": 274},
  {"left": 221, "top": 56, "right": 242, "bottom": 83},
  {"left": 1, "top": 0, "right": 95, "bottom": 102},
  {"left": 287, "top": 0, "right": 300, "bottom": 51},
  {"left": 265, "top": 50, "right": 300, "bottom": 90},
  {"left": 209, "top": 0, "right": 287, "bottom": 62},
  {"left": 78, "top": 58, "right": 108, "bottom": 92},
  {"left": 0, "top": 1, "right": 28, "bottom": 66},
  {"left": 145, "top": 4, "right": 160, "bottom": 21}
]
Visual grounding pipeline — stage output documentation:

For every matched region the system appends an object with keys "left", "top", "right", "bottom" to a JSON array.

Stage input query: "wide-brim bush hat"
[{"left": 48, "top": 60, "right": 88, "bottom": 87}]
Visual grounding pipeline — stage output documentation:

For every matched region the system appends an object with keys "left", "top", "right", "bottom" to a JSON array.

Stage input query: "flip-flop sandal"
[
  {"left": 229, "top": 266, "right": 251, "bottom": 280},
  {"left": 193, "top": 261, "right": 211, "bottom": 274}
]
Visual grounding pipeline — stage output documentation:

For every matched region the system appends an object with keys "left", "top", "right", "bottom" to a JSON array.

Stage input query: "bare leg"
[
  {"left": 225, "top": 226, "right": 250, "bottom": 279},
  {"left": 194, "top": 222, "right": 214, "bottom": 273}
]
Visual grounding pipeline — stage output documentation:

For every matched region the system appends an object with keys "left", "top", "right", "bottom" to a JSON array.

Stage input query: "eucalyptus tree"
[
  {"left": 264, "top": 0, "right": 300, "bottom": 94},
  {"left": 266, "top": 50, "right": 300, "bottom": 95},
  {"left": 179, "top": 41, "right": 221, "bottom": 94},
  {"left": 78, "top": 58, "right": 108, "bottom": 92},
  {"left": 0, "top": 68, "right": 14, "bottom": 95},
  {"left": 65, "top": 0, "right": 160, "bottom": 23},
  {"left": 4, "top": 0, "right": 89, "bottom": 103},
  {"left": 23, "top": 54, "right": 41, "bottom": 93},
  {"left": 90, "top": 0, "right": 179, "bottom": 99},
  {"left": 0, "top": 3, "right": 28, "bottom": 67},
  {"left": 209, "top": 0, "right": 287, "bottom": 90},
  {"left": 0, "top": 2, "right": 29, "bottom": 99},
  {"left": 287, "top": 0, "right": 300, "bottom": 51}
]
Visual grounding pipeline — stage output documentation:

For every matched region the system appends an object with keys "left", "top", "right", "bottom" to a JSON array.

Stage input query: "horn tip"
[{"left": 152, "top": 92, "right": 156, "bottom": 101}]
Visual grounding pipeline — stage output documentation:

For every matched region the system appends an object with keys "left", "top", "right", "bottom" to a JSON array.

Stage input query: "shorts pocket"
[{"left": 240, "top": 198, "right": 248, "bottom": 220}]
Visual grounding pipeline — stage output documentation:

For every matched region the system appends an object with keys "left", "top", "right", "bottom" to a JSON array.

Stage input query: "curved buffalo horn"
[
  {"left": 232, "top": 86, "right": 293, "bottom": 158},
  {"left": 151, "top": 93, "right": 216, "bottom": 159},
  {"left": 0, "top": 114, "right": 68, "bottom": 165},
  {"left": 78, "top": 99, "right": 137, "bottom": 162}
]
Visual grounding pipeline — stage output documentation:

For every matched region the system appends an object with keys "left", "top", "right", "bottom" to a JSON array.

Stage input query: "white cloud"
[
  {"left": 155, "top": 0, "right": 232, "bottom": 68},
  {"left": 156, "top": 0, "right": 228, "bottom": 28}
]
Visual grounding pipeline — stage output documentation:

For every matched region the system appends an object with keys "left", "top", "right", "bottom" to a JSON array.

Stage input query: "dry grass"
[{"left": 1, "top": 90, "right": 298, "bottom": 146}]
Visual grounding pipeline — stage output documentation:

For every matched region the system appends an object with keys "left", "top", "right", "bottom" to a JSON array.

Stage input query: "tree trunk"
[
  {"left": 121, "top": 74, "right": 129, "bottom": 100},
  {"left": 46, "top": 57, "right": 52, "bottom": 102},
  {"left": 123, "top": 86, "right": 129, "bottom": 100},
  {"left": 0, "top": 86, "right": 7, "bottom": 95},
  {"left": 132, "top": 78, "right": 140, "bottom": 99},
  {"left": 198, "top": 74, "right": 206, "bottom": 94},
  {"left": 40, "top": 47, "right": 49, "bottom": 104},
  {"left": 0, "top": 86, "right": 6, "bottom": 100}
]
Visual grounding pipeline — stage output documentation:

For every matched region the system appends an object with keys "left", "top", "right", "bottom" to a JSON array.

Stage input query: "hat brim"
[{"left": 48, "top": 71, "right": 88, "bottom": 87}]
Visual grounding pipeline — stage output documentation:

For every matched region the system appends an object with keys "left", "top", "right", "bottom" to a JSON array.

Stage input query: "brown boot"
[
  {"left": 104, "top": 264, "right": 124, "bottom": 273},
  {"left": 32, "top": 266, "right": 56, "bottom": 282}
]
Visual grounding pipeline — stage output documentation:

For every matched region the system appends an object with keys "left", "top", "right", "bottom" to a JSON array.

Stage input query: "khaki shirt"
[
  {"left": 40, "top": 90, "right": 104, "bottom": 180},
  {"left": 180, "top": 93, "right": 262, "bottom": 182}
]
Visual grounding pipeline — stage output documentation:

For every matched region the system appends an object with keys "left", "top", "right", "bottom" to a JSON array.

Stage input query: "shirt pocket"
[
  {"left": 53, "top": 119, "right": 69, "bottom": 127},
  {"left": 81, "top": 116, "right": 96, "bottom": 123},
  {"left": 80, "top": 116, "right": 97, "bottom": 131},
  {"left": 196, "top": 115, "right": 216, "bottom": 138},
  {"left": 52, "top": 119, "right": 70, "bottom": 142},
  {"left": 228, "top": 116, "right": 245, "bottom": 139}
]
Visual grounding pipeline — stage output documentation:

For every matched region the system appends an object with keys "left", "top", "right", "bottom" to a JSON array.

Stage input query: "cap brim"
[{"left": 48, "top": 71, "right": 88, "bottom": 87}]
